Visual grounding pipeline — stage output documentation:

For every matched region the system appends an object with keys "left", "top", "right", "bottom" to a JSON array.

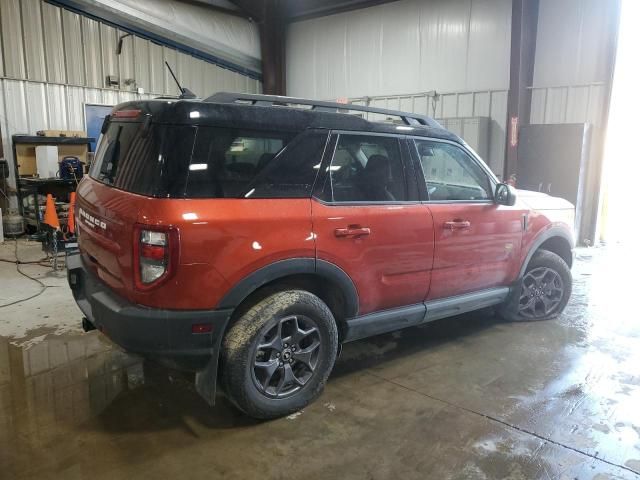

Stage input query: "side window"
[
  {"left": 327, "top": 134, "right": 407, "bottom": 202},
  {"left": 184, "top": 128, "right": 293, "bottom": 198},
  {"left": 246, "top": 131, "right": 328, "bottom": 198},
  {"left": 414, "top": 139, "right": 491, "bottom": 201}
]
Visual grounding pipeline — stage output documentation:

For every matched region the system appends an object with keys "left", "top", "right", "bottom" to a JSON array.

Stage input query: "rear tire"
[
  {"left": 500, "top": 250, "right": 572, "bottom": 322},
  {"left": 220, "top": 290, "right": 339, "bottom": 419}
]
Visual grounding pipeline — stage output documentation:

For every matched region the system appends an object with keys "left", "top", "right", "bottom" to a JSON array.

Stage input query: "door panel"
[
  {"left": 313, "top": 201, "right": 434, "bottom": 314},
  {"left": 427, "top": 203, "right": 524, "bottom": 300},
  {"left": 410, "top": 137, "right": 526, "bottom": 300},
  {"left": 312, "top": 132, "right": 434, "bottom": 315}
]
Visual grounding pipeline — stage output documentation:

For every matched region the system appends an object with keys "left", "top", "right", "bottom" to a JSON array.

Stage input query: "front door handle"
[
  {"left": 444, "top": 220, "right": 471, "bottom": 230},
  {"left": 335, "top": 226, "right": 371, "bottom": 238}
]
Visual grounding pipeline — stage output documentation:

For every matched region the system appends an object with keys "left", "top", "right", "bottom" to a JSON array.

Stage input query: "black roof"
[{"left": 111, "top": 92, "right": 462, "bottom": 143}]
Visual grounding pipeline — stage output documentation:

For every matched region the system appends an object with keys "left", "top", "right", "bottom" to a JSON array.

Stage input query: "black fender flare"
[
  {"left": 518, "top": 227, "right": 574, "bottom": 278},
  {"left": 216, "top": 258, "right": 359, "bottom": 318}
]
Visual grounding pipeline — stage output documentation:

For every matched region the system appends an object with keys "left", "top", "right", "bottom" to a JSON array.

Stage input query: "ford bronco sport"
[{"left": 67, "top": 92, "right": 574, "bottom": 419}]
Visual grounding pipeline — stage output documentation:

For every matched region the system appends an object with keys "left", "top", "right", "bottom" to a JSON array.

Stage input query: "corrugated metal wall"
[
  {"left": 0, "top": 0, "right": 261, "bottom": 204},
  {"left": 531, "top": 0, "right": 616, "bottom": 125},
  {"left": 531, "top": 0, "right": 619, "bottom": 242},
  {"left": 287, "top": 0, "right": 512, "bottom": 98},
  {"left": 286, "top": 0, "right": 512, "bottom": 175}
]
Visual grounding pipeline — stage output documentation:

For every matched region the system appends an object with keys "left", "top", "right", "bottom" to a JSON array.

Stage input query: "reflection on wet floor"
[{"left": 0, "top": 246, "right": 639, "bottom": 479}]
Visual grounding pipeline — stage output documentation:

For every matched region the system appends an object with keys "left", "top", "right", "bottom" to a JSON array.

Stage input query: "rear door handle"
[
  {"left": 335, "top": 226, "right": 371, "bottom": 238},
  {"left": 444, "top": 220, "right": 471, "bottom": 230}
]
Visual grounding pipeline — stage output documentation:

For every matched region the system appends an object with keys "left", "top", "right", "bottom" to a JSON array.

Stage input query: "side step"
[{"left": 343, "top": 287, "right": 510, "bottom": 342}]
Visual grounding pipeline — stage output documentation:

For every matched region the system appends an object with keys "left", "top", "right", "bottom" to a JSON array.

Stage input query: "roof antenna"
[{"left": 165, "top": 61, "right": 197, "bottom": 99}]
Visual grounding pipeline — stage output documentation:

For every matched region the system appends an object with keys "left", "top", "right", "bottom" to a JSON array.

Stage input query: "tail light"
[{"left": 133, "top": 224, "right": 179, "bottom": 290}]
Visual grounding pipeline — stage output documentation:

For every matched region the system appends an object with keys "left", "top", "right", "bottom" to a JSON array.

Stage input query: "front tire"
[
  {"left": 221, "top": 290, "right": 339, "bottom": 419},
  {"left": 500, "top": 250, "right": 572, "bottom": 321}
]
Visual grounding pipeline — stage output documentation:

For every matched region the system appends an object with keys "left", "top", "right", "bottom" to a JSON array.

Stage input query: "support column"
[
  {"left": 260, "top": 0, "right": 287, "bottom": 95},
  {"left": 504, "top": 0, "right": 539, "bottom": 180}
]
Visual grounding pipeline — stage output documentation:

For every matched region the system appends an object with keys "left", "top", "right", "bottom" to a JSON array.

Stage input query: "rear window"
[
  {"left": 91, "top": 122, "right": 327, "bottom": 199},
  {"left": 90, "top": 121, "right": 164, "bottom": 196}
]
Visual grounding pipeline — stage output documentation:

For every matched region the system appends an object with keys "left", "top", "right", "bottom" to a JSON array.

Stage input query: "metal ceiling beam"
[{"left": 283, "top": 0, "right": 402, "bottom": 22}]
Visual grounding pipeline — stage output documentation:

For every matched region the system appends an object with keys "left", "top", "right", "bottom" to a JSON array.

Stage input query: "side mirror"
[{"left": 495, "top": 183, "right": 516, "bottom": 206}]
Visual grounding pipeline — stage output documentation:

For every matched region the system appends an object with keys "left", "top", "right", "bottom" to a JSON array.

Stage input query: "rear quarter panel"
[
  {"left": 78, "top": 176, "right": 314, "bottom": 310},
  {"left": 135, "top": 198, "right": 315, "bottom": 310}
]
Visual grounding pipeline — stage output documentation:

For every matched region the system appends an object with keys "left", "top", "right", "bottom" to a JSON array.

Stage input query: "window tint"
[
  {"left": 414, "top": 139, "right": 491, "bottom": 201},
  {"left": 184, "top": 128, "right": 293, "bottom": 198},
  {"left": 90, "top": 122, "right": 164, "bottom": 196},
  {"left": 327, "top": 134, "right": 406, "bottom": 202},
  {"left": 90, "top": 125, "right": 324, "bottom": 199},
  {"left": 245, "top": 131, "right": 328, "bottom": 198}
]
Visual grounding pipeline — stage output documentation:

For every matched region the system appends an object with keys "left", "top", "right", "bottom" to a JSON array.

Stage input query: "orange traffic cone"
[
  {"left": 43, "top": 194, "right": 60, "bottom": 229},
  {"left": 67, "top": 192, "right": 76, "bottom": 234}
]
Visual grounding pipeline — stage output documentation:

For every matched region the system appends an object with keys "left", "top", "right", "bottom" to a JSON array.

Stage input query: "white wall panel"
[
  {"left": 84, "top": 89, "right": 104, "bottom": 105},
  {"left": 134, "top": 37, "right": 151, "bottom": 93},
  {"left": 148, "top": 42, "right": 164, "bottom": 94},
  {"left": 287, "top": 0, "right": 511, "bottom": 99},
  {"left": 46, "top": 84, "right": 68, "bottom": 130},
  {"left": 417, "top": 0, "right": 471, "bottom": 93},
  {"left": 25, "top": 83, "right": 47, "bottom": 133},
  {"left": 102, "top": 90, "right": 119, "bottom": 106},
  {"left": 117, "top": 29, "right": 135, "bottom": 87},
  {"left": 176, "top": 52, "right": 193, "bottom": 92},
  {"left": 100, "top": 24, "right": 119, "bottom": 81},
  {"left": 62, "top": 10, "right": 85, "bottom": 86},
  {"left": 82, "top": 17, "right": 103, "bottom": 88},
  {"left": 42, "top": 3, "right": 66, "bottom": 84},
  {"left": 22, "top": 0, "right": 46, "bottom": 81},
  {"left": 3, "top": 81, "right": 28, "bottom": 134},
  {"left": 1, "top": 0, "right": 26, "bottom": 79},
  {"left": 467, "top": 0, "right": 512, "bottom": 90},
  {"left": 192, "top": 56, "right": 205, "bottom": 97},
  {"left": 66, "top": 87, "right": 85, "bottom": 131},
  {"left": 534, "top": 0, "right": 617, "bottom": 88}
]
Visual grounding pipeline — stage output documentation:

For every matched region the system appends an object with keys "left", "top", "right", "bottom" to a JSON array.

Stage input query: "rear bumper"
[{"left": 66, "top": 251, "right": 232, "bottom": 371}]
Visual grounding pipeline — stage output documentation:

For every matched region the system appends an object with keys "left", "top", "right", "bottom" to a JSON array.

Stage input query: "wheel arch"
[
  {"left": 519, "top": 228, "right": 574, "bottom": 278},
  {"left": 217, "top": 258, "right": 359, "bottom": 328}
]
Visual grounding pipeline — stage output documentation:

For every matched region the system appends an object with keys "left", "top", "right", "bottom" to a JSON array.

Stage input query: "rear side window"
[
  {"left": 185, "top": 128, "right": 292, "bottom": 198},
  {"left": 183, "top": 128, "right": 329, "bottom": 199},
  {"left": 90, "top": 121, "right": 164, "bottom": 196},
  {"left": 325, "top": 134, "right": 407, "bottom": 202},
  {"left": 244, "top": 131, "right": 328, "bottom": 198}
]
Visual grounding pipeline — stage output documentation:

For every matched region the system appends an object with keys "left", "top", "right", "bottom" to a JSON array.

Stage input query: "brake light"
[
  {"left": 113, "top": 109, "right": 142, "bottom": 118},
  {"left": 133, "top": 225, "right": 179, "bottom": 290}
]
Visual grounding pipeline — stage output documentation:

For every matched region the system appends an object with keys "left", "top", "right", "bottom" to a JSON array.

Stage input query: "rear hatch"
[{"left": 77, "top": 107, "right": 171, "bottom": 298}]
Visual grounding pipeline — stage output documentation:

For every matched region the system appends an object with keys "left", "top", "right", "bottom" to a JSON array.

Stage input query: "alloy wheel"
[
  {"left": 252, "top": 315, "right": 322, "bottom": 398},
  {"left": 518, "top": 266, "right": 565, "bottom": 319}
]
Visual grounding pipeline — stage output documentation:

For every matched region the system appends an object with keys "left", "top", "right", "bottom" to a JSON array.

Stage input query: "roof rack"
[{"left": 205, "top": 92, "right": 440, "bottom": 128}]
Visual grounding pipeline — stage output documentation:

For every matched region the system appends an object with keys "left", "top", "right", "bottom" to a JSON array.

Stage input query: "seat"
[{"left": 359, "top": 154, "right": 396, "bottom": 201}]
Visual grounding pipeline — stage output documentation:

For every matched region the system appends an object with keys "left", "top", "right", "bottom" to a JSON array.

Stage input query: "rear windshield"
[{"left": 90, "top": 122, "right": 327, "bottom": 198}]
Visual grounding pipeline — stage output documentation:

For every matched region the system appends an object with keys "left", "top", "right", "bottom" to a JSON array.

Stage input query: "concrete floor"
[{"left": 1, "top": 240, "right": 639, "bottom": 480}]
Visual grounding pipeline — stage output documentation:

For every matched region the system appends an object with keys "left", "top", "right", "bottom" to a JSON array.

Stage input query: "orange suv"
[{"left": 67, "top": 93, "right": 575, "bottom": 418}]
